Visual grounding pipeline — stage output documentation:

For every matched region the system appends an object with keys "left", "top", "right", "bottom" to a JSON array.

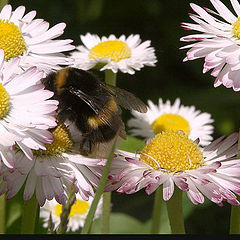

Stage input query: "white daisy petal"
[
  {"left": 181, "top": 0, "right": 240, "bottom": 91},
  {"left": 71, "top": 33, "right": 157, "bottom": 74},
  {"left": 107, "top": 131, "right": 240, "bottom": 206}
]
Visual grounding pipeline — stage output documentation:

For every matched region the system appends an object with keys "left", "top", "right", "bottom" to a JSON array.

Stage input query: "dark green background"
[{"left": 7, "top": 0, "right": 240, "bottom": 234}]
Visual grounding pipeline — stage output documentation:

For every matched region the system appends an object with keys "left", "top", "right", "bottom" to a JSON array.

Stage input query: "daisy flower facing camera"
[
  {"left": 106, "top": 131, "right": 240, "bottom": 206},
  {"left": 181, "top": 0, "right": 240, "bottom": 91},
  {"left": 71, "top": 33, "right": 157, "bottom": 74},
  {"left": 40, "top": 194, "right": 103, "bottom": 232},
  {"left": 0, "top": 49, "right": 58, "bottom": 167},
  {"left": 0, "top": 4, "right": 74, "bottom": 74},
  {"left": 128, "top": 98, "right": 214, "bottom": 146},
  {"left": 0, "top": 122, "right": 105, "bottom": 206}
]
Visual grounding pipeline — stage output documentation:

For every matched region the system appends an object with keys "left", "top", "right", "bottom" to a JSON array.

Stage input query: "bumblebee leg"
[{"left": 80, "top": 137, "right": 92, "bottom": 156}]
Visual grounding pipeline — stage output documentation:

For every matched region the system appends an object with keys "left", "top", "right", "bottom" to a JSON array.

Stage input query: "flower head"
[
  {"left": 106, "top": 131, "right": 240, "bottom": 206},
  {"left": 181, "top": 0, "right": 240, "bottom": 91},
  {"left": 0, "top": 4, "right": 75, "bottom": 74},
  {"left": 71, "top": 33, "right": 157, "bottom": 74},
  {"left": 0, "top": 49, "right": 58, "bottom": 167},
  {"left": 0, "top": 122, "right": 105, "bottom": 206},
  {"left": 40, "top": 194, "right": 103, "bottom": 232},
  {"left": 128, "top": 98, "right": 214, "bottom": 146}
]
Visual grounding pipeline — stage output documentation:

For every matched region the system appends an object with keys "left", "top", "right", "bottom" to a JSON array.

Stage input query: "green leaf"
[
  {"left": 118, "top": 135, "right": 145, "bottom": 152},
  {"left": 91, "top": 212, "right": 149, "bottom": 234}
]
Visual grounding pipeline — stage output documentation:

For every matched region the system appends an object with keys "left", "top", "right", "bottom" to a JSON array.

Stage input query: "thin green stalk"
[
  {"left": 151, "top": 187, "right": 162, "bottom": 234},
  {"left": 229, "top": 130, "right": 240, "bottom": 234},
  {"left": 166, "top": 188, "right": 185, "bottom": 234},
  {"left": 104, "top": 70, "right": 116, "bottom": 86},
  {"left": 81, "top": 138, "right": 117, "bottom": 234},
  {"left": 21, "top": 194, "right": 39, "bottom": 234},
  {"left": 0, "top": 194, "right": 5, "bottom": 234},
  {"left": 56, "top": 184, "right": 76, "bottom": 234},
  {"left": 0, "top": 0, "right": 8, "bottom": 10},
  {"left": 99, "top": 69, "right": 116, "bottom": 234},
  {"left": 101, "top": 192, "right": 111, "bottom": 233}
]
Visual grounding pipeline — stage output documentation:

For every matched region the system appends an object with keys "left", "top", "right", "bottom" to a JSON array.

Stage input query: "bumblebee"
[{"left": 42, "top": 67, "right": 147, "bottom": 157}]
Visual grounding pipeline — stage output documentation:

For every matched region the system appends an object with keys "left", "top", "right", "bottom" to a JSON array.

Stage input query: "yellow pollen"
[
  {"left": 0, "top": 20, "right": 27, "bottom": 61},
  {"left": 34, "top": 123, "right": 73, "bottom": 156},
  {"left": 232, "top": 17, "right": 240, "bottom": 39},
  {"left": 0, "top": 83, "right": 10, "bottom": 119},
  {"left": 151, "top": 114, "right": 190, "bottom": 135},
  {"left": 54, "top": 200, "right": 90, "bottom": 217},
  {"left": 89, "top": 40, "right": 131, "bottom": 62},
  {"left": 140, "top": 131, "right": 204, "bottom": 172}
]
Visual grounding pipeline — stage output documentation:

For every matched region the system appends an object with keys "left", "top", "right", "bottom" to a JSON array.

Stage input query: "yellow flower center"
[
  {"left": 151, "top": 113, "right": 190, "bottom": 135},
  {"left": 34, "top": 123, "right": 73, "bottom": 156},
  {"left": 54, "top": 199, "right": 90, "bottom": 217},
  {"left": 0, "top": 20, "right": 27, "bottom": 61},
  {"left": 140, "top": 131, "right": 204, "bottom": 172},
  {"left": 232, "top": 17, "right": 240, "bottom": 39},
  {"left": 89, "top": 40, "right": 131, "bottom": 62},
  {"left": 0, "top": 83, "right": 10, "bottom": 119}
]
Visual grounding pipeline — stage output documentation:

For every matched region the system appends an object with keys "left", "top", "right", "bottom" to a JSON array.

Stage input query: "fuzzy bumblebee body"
[{"left": 42, "top": 67, "right": 147, "bottom": 157}]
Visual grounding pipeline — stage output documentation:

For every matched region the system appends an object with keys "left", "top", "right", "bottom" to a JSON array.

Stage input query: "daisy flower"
[
  {"left": 0, "top": 4, "right": 74, "bottom": 74},
  {"left": 0, "top": 49, "right": 58, "bottom": 167},
  {"left": 180, "top": 0, "right": 240, "bottom": 91},
  {"left": 70, "top": 33, "right": 157, "bottom": 74},
  {"left": 0, "top": 122, "right": 105, "bottom": 206},
  {"left": 40, "top": 193, "right": 103, "bottom": 232},
  {"left": 106, "top": 131, "right": 240, "bottom": 206},
  {"left": 127, "top": 98, "right": 214, "bottom": 146}
]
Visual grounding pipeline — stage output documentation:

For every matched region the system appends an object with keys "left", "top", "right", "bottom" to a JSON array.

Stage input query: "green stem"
[
  {"left": 166, "top": 188, "right": 185, "bottom": 234},
  {"left": 151, "top": 187, "right": 162, "bottom": 233},
  {"left": 229, "top": 131, "right": 240, "bottom": 234},
  {"left": 81, "top": 138, "right": 117, "bottom": 234},
  {"left": 21, "top": 195, "right": 39, "bottom": 234},
  {"left": 104, "top": 70, "right": 117, "bottom": 86},
  {"left": 0, "top": 194, "right": 5, "bottom": 234},
  {"left": 101, "top": 192, "right": 111, "bottom": 233},
  {"left": 0, "top": 0, "right": 8, "bottom": 10}
]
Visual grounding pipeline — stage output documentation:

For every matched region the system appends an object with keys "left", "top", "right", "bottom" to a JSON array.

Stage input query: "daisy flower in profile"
[
  {"left": 127, "top": 98, "right": 214, "bottom": 146},
  {"left": 106, "top": 131, "right": 240, "bottom": 206},
  {"left": 180, "top": 0, "right": 240, "bottom": 91},
  {"left": 0, "top": 122, "right": 105, "bottom": 206},
  {"left": 71, "top": 33, "right": 157, "bottom": 74},
  {"left": 0, "top": 4, "right": 74, "bottom": 74},
  {"left": 0, "top": 49, "right": 58, "bottom": 167},
  {"left": 40, "top": 194, "right": 103, "bottom": 232}
]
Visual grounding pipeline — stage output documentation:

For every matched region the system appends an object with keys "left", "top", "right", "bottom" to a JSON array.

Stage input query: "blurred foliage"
[{"left": 5, "top": 0, "right": 240, "bottom": 234}]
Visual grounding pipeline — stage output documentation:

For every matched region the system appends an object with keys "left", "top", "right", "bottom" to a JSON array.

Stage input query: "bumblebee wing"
[
  {"left": 68, "top": 86, "right": 122, "bottom": 132},
  {"left": 104, "top": 84, "right": 148, "bottom": 113}
]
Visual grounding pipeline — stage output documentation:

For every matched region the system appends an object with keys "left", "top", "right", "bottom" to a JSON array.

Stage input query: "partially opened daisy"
[
  {"left": 128, "top": 98, "right": 214, "bottom": 146},
  {"left": 0, "top": 49, "right": 58, "bottom": 167},
  {"left": 106, "top": 131, "right": 240, "bottom": 206},
  {"left": 71, "top": 33, "right": 157, "bottom": 74},
  {"left": 0, "top": 122, "right": 105, "bottom": 206},
  {"left": 0, "top": 4, "right": 74, "bottom": 74},
  {"left": 181, "top": 0, "right": 240, "bottom": 91},
  {"left": 40, "top": 193, "right": 103, "bottom": 232}
]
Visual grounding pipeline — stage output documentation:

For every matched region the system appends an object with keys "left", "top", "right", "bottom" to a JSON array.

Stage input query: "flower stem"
[
  {"left": 104, "top": 70, "right": 117, "bottom": 86},
  {"left": 229, "top": 131, "right": 240, "bottom": 234},
  {"left": 0, "top": 0, "right": 8, "bottom": 10},
  {"left": 166, "top": 188, "right": 185, "bottom": 234},
  {"left": 21, "top": 195, "right": 39, "bottom": 234},
  {"left": 101, "top": 192, "right": 111, "bottom": 233},
  {"left": 56, "top": 183, "right": 76, "bottom": 234},
  {"left": 151, "top": 187, "right": 162, "bottom": 233},
  {"left": 0, "top": 194, "right": 5, "bottom": 234},
  {"left": 98, "top": 69, "right": 116, "bottom": 234},
  {"left": 81, "top": 138, "right": 117, "bottom": 234}
]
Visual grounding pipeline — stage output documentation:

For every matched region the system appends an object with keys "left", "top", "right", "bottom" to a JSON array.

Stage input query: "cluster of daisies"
[{"left": 0, "top": 0, "right": 240, "bottom": 232}]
